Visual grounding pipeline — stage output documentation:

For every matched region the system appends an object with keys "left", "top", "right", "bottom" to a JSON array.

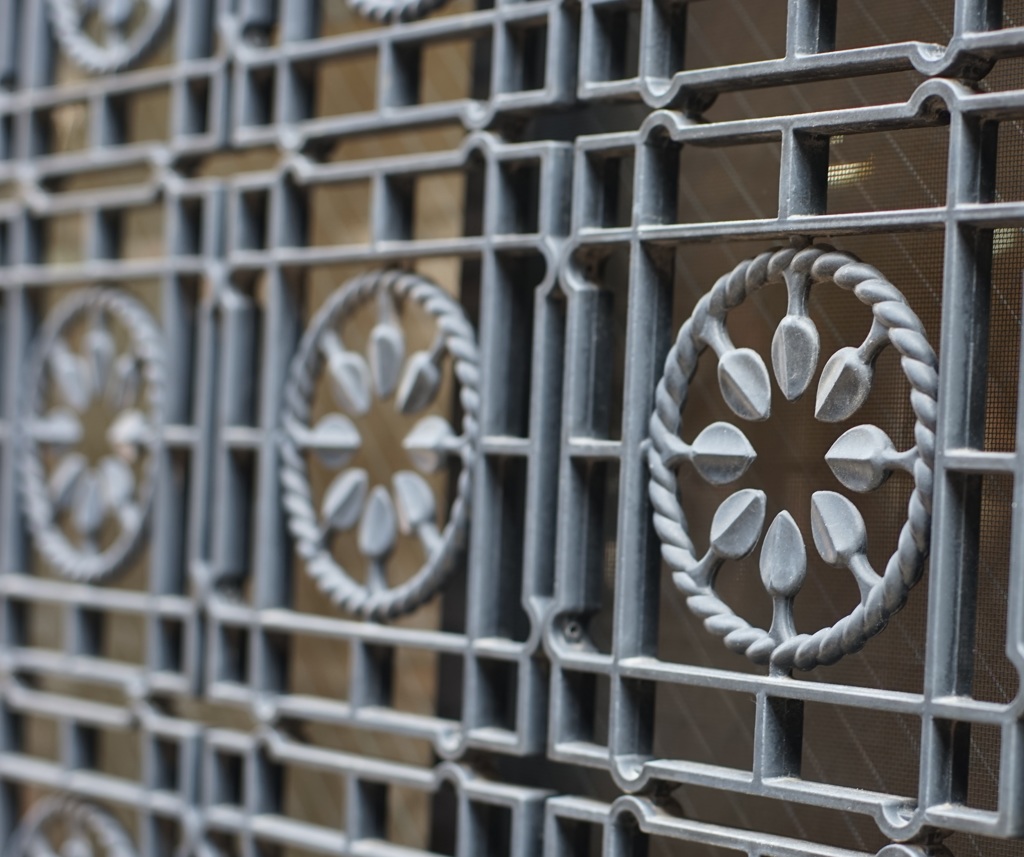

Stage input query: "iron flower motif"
[
  {"left": 647, "top": 243, "right": 938, "bottom": 671},
  {"left": 280, "top": 270, "right": 480, "bottom": 620},
  {"left": 20, "top": 289, "right": 164, "bottom": 582}
]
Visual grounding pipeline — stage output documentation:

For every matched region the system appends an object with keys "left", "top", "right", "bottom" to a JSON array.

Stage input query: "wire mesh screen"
[{"left": 0, "top": 1, "right": 1022, "bottom": 856}]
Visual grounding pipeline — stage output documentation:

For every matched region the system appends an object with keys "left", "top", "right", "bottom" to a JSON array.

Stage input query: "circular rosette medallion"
[
  {"left": 47, "top": 0, "right": 172, "bottom": 74},
  {"left": 20, "top": 289, "right": 164, "bottom": 582},
  {"left": 280, "top": 270, "right": 480, "bottom": 620},
  {"left": 647, "top": 243, "right": 938, "bottom": 671},
  {"left": 6, "top": 796, "right": 138, "bottom": 857}
]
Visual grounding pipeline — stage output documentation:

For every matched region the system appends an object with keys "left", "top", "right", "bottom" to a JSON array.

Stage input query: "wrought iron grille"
[{"left": 0, "top": 0, "right": 1022, "bottom": 856}]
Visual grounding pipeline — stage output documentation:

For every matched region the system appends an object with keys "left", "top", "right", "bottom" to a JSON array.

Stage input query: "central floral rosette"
[
  {"left": 647, "top": 243, "right": 938, "bottom": 671},
  {"left": 280, "top": 270, "right": 480, "bottom": 620}
]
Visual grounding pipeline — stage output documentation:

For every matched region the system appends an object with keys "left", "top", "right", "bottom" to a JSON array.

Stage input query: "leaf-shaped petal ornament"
[
  {"left": 815, "top": 346, "right": 873, "bottom": 423},
  {"left": 97, "top": 455, "right": 135, "bottom": 511},
  {"left": 392, "top": 470, "right": 437, "bottom": 534},
  {"left": 759, "top": 511, "right": 806, "bottom": 599},
  {"left": 369, "top": 322, "right": 405, "bottom": 399},
  {"left": 771, "top": 314, "right": 820, "bottom": 401},
  {"left": 49, "top": 452, "right": 88, "bottom": 511},
  {"left": 61, "top": 833, "right": 94, "bottom": 857},
  {"left": 308, "top": 413, "right": 361, "bottom": 469},
  {"left": 320, "top": 468, "right": 368, "bottom": 532},
  {"left": 825, "top": 424, "right": 896, "bottom": 493},
  {"left": 358, "top": 485, "right": 398, "bottom": 559},
  {"left": 690, "top": 422, "right": 757, "bottom": 485},
  {"left": 395, "top": 351, "right": 441, "bottom": 415},
  {"left": 102, "top": 0, "right": 135, "bottom": 28},
  {"left": 717, "top": 348, "right": 772, "bottom": 421},
  {"left": 107, "top": 409, "right": 150, "bottom": 461},
  {"left": 50, "top": 340, "right": 92, "bottom": 412},
  {"left": 402, "top": 415, "right": 456, "bottom": 473},
  {"left": 810, "top": 490, "right": 868, "bottom": 567},
  {"left": 71, "top": 471, "right": 105, "bottom": 537},
  {"left": 85, "top": 323, "right": 115, "bottom": 398},
  {"left": 327, "top": 349, "right": 373, "bottom": 417},
  {"left": 106, "top": 353, "right": 140, "bottom": 410},
  {"left": 709, "top": 489, "right": 767, "bottom": 559},
  {"left": 117, "top": 503, "right": 143, "bottom": 534},
  {"left": 34, "top": 408, "right": 84, "bottom": 447}
]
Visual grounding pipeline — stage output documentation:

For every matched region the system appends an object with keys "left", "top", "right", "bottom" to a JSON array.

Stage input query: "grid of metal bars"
[{"left": 0, "top": 0, "right": 1022, "bottom": 855}]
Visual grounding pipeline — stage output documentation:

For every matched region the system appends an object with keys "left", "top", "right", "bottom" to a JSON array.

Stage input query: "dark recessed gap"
[
  {"left": 152, "top": 736, "right": 180, "bottom": 791},
  {"left": 584, "top": 151, "right": 634, "bottom": 229},
  {"left": 183, "top": 77, "right": 210, "bottom": 135},
  {"left": 217, "top": 624, "right": 249, "bottom": 684},
  {"left": 506, "top": 22, "right": 547, "bottom": 92},
  {"left": 244, "top": 66, "right": 276, "bottom": 126},
  {"left": 562, "top": 670, "right": 611, "bottom": 747},
  {"left": 213, "top": 750, "right": 245, "bottom": 806},
  {"left": 469, "top": 803, "right": 512, "bottom": 857},
  {"left": 156, "top": 618, "right": 184, "bottom": 673},
  {"left": 177, "top": 196, "right": 204, "bottom": 255},
  {"left": 677, "top": 140, "right": 782, "bottom": 223},
  {"left": 591, "top": 3, "right": 641, "bottom": 82},
  {"left": 554, "top": 817, "right": 605, "bottom": 856},
  {"left": 497, "top": 160, "right": 541, "bottom": 234},
  {"left": 429, "top": 780, "right": 458, "bottom": 855},
  {"left": 238, "top": 189, "right": 270, "bottom": 249},
  {"left": 477, "top": 659, "right": 518, "bottom": 732}
]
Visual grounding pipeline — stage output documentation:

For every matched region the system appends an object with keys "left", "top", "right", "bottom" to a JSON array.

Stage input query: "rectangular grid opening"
[
  {"left": 104, "top": 87, "right": 172, "bottom": 145},
  {"left": 835, "top": 0, "right": 954, "bottom": 49},
  {"left": 826, "top": 126, "right": 949, "bottom": 213},
  {"left": 684, "top": 0, "right": 787, "bottom": 69},
  {"left": 310, "top": 53, "right": 380, "bottom": 118},
  {"left": 588, "top": 2, "right": 641, "bottom": 83},
  {"left": 677, "top": 140, "right": 783, "bottom": 223}
]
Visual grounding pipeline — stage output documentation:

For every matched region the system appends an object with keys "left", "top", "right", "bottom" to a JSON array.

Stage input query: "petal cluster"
[
  {"left": 312, "top": 294, "right": 463, "bottom": 577},
  {"left": 36, "top": 319, "right": 148, "bottom": 540}
]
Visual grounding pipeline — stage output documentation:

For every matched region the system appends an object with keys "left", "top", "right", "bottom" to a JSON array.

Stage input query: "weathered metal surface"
[{"left": 0, "top": 0, "right": 1021, "bottom": 856}]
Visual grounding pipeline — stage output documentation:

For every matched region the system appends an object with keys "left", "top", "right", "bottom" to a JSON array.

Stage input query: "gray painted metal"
[
  {"left": 647, "top": 244, "right": 939, "bottom": 670},
  {"left": 0, "top": 0, "right": 1019, "bottom": 856}
]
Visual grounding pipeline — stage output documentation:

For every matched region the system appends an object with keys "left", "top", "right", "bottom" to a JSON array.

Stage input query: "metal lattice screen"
[{"left": 0, "top": 1, "right": 1022, "bottom": 856}]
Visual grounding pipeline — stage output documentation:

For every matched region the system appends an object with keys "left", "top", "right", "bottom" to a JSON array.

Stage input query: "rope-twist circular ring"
[
  {"left": 20, "top": 288, "right": 165, "bottom": 582},
  {"left": 6, "top": 795, "right": 137, "bottom": 857},
  {"left": 280, "top": 269, "right": 480, "bottom": 620},
  {"left": 47, "top": 0, "right": 173, "bottom": 75},
  {"left": 648, "top": 244, "right": 938, "bottom": 671},
  {"left": 346, "top": 0, "right": 451, "bottom": 24}
]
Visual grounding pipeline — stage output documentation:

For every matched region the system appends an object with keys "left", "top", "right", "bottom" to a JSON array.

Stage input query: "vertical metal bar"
[
  {"left": 918, "top": 108, "right": 997, "bottom": 820},
  {"left": 996, "top": 271, "right": 1024, "bottom": 836},
  {"left": 607, "top": 134, "right": 672, "bottom": 783}
]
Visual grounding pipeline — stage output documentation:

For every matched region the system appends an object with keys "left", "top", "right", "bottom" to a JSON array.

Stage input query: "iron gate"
[{"left": 0, "top": 0, "right": 1022, "bottom": 855}]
